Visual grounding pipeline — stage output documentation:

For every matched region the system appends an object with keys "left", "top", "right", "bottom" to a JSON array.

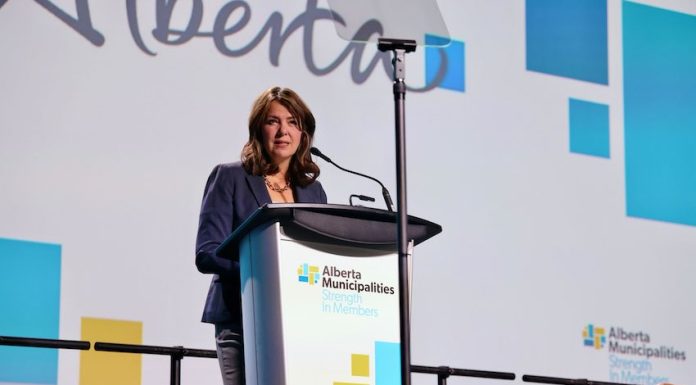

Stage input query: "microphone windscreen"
[{"left": 310, "top": 147, "right": 330, "bottom": 162}]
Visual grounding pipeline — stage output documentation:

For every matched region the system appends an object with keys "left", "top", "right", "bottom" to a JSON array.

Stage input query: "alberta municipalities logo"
[
  {"left": 582, "top": 323, "right": 688, "bottom": 385},
  {"left": 583, "top": 324, "right": 606, "bottom": 349},
  {"left": 297, "top": 263, "right": 320, "bottom": 285},
  {"left": 582, "top": 323, "right": 686, "bottom": 360},
  {"left": 296, "top": 262, "right": 396, "bottom": 318},
  {"left": 296, "top": 263, "right": 395, "bottom": 294}
]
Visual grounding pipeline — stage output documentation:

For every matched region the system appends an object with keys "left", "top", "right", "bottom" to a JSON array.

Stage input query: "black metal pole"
[
  {"left": 412, "top": 365, "right": 516, "bottom": 381},
  {"left": 395, "top": 56, "right": 411, "bottom": 385},
  {"left": 170, "top": 351, "right": 182, "bottom": 385},
  {"left": 378, "top": 37, "right": 416, "bottom": 385},
  {"left": 522, "top": 374, "right": 633, "bottom": 385},
  {"left": 0, "top": 335, "right": 90, "bottom": 350}
]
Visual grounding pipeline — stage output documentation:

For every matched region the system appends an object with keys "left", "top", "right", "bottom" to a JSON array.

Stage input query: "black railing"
[
  {"left": 0, "top": 335, "right": 90, "bottom": 350},
  {"left": 412, "top": 365, "right": 515, "bottom": 384},
  {"left": 93, "top": 342, "right": 216, "bottom": 385},
  {"left": 3, "top": 335, "right": 639, "bottom": 385},
  {"left": 1, "top": 335, "right": 515, "bottom": 384},
  {"left": 522, "top": 374, "right": 635, "bottom": 385}
]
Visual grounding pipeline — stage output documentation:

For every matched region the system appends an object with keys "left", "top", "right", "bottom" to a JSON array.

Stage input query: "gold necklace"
[{"left": 264, "top": 175, "right": 291, "bottom": 193}]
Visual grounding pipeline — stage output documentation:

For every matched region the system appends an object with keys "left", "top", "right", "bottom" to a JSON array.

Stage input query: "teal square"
[
  {"left": 425, "top": 34, "right": 465, "bottom": 92},
  {"left": 375, "top": 341, "right": 400, "bottom": 385},
  {"left": 569, "top": 98, "right": 610, "bottom": 158},
  {"left": 623, "top": 1, "right": 696, "bottom": 227},
  {"left": 0, "top": 237, "right": 61, "bottom": 384}
]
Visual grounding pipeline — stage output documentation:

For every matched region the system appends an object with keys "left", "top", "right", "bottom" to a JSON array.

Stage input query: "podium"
[{"left": 217, "top": 204, "right": 441, "bottom": 385}]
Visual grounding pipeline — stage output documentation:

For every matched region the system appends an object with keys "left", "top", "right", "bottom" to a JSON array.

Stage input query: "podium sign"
[{"left": 218, "top": 204, "right": 441, "bottom": 385}]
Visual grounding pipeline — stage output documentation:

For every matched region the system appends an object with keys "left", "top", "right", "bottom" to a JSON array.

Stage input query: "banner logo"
[
  {"left": 297, "top": 263, "right": 320, "bottom": 285},
  {"left": 581, "top": 323, "right": 688, "bottom": 384},
  {"left": 583, "top": 324, "right": 606, "bottom": 349},
  {"left": 10, "top": 1, "right": 464, "bottom": 93},
  {"left": 296, "top": 263, "right": 395, "bottom": 294}
]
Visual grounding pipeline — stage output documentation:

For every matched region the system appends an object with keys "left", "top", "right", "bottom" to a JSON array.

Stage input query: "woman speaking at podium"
[{"left": 195, "top": 87, "right": 327, "bottom": 385}]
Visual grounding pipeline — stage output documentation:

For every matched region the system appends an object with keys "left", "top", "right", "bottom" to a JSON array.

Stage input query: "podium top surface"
[{"left": 216, "top": 203, "right": 442, "bottom": 259}]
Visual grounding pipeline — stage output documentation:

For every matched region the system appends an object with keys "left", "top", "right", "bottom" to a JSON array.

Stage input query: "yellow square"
[
  {"left": 351, "top": 354, "right": 370, "bottom": 377},
  {"left": 80, "top": 317, "right": 143, "bottom": 385}
]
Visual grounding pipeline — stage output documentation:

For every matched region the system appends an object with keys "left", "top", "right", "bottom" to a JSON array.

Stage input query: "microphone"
[
  {"left": 311, "top": 147, "right": 395, "bottom": 212},
  {"left": 349, "top": 194, "right": 376, "bottom": 207}
]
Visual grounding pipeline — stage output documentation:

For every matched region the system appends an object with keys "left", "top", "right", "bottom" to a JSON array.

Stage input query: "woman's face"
[{"left": 262, "top": 101, "right": 302, "bottom": 169}]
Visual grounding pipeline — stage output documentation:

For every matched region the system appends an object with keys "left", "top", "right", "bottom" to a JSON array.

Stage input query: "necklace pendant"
[{"left": 264, "top": 175, "right": 290, "bottom": 193}]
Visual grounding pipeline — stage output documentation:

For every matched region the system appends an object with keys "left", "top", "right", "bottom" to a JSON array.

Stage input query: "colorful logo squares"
[
  {"left": 583, "top": 324, "right": 606, "bottom": 349},
  {"left": 297, "top": 263, "right": 320, "bottom": 285}
]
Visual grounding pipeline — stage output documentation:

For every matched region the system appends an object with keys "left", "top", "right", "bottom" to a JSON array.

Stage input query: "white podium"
[{"left": 217, "top": 204, "right": 441, "bottom": 385}]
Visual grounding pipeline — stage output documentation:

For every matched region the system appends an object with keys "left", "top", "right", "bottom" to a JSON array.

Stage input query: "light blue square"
[
  {"left": 425, "top": 34, "right": 465, "bottom": 92},
  {"left": 0, "top": 238, "right": 61, "bottom": 384},
  {"left": 623, "top": 1, "right": 696, "bottom": 227},
  {"left": 569, "top": 98, "right": 610, "bottom": 158},
  {"left": 526, "top": 0, "right": 608, "bottom": 84},
  {"left": 375, "top": 341, "right": 400, "bottom": 385}
]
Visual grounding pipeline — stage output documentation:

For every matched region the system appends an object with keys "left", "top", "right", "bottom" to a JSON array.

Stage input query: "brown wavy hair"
[{"left": 241, "top": 86, "right": 320, "bottom": 187}]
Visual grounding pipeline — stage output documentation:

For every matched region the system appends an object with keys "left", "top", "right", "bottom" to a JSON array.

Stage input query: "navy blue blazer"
[{"left": 195, "top": 162, "right": 327, "bottom": 324}]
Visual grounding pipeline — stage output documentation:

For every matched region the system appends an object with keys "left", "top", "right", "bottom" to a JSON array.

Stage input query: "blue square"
[
  {"left": 375, "top": 341, "right": 400, "bottom": 385},
  {"left": 0, "top": 238, "right": 61, "bottom": 384},
  {"left": 526, "top": 0, "right": 608, "bottom": 84},
  {"left": 623, "top": 1, "right": 696, "bottom": 227},
  {"left": 569, "top": 98, "right": 610, "bottom": 158},
  {"left": 425, "top": 34, "right": 465, "bottom": 92}
]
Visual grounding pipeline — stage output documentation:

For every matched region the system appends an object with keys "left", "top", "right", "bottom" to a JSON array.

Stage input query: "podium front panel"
[{"left": 240, "top": 223, "right": 402, "bottom": 385}]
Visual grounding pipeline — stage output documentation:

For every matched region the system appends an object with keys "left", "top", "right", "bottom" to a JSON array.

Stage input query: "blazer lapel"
[
  {"left": 246, "top": 174, "right": 271, "bottom": 206},
  {"left": 295, "top": 184, "right": 313, "bottom": 203}
]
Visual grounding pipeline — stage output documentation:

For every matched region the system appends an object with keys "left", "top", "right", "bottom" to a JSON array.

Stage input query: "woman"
[{"left": 195, "top": 87, "right": 327, "bottom": 385}]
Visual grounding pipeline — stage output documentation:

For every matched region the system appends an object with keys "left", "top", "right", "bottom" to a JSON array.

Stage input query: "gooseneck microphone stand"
[
  {"left": 310, "top": 147, "right": 394, "bottom": 211},
  {"left": 378, "top": 37, "right": 417, "bottom": 385}
]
